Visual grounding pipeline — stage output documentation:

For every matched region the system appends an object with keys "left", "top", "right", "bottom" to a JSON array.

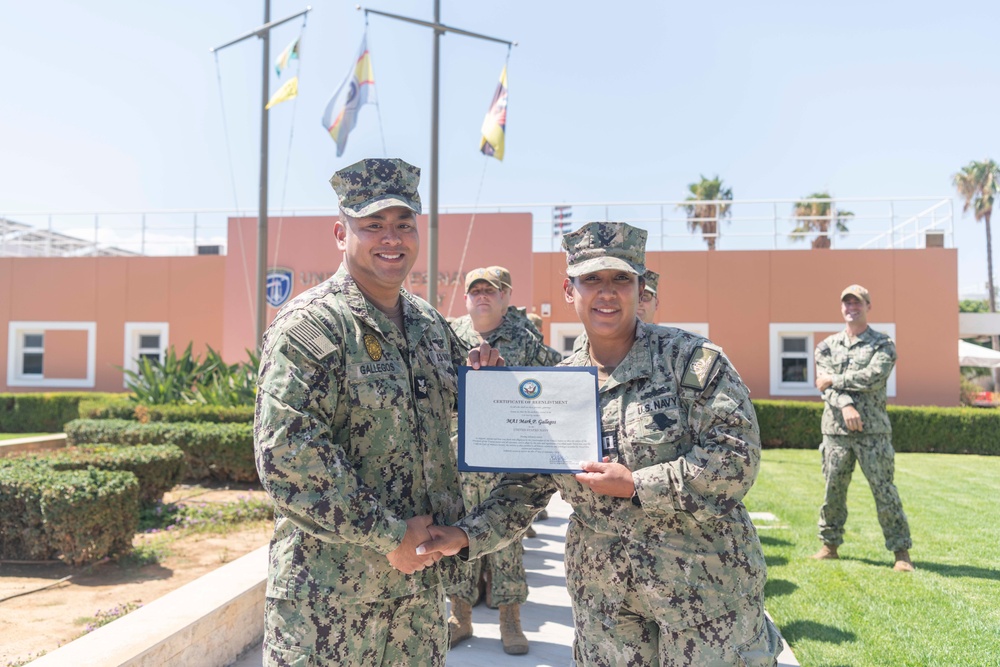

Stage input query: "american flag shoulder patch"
[{"left": 288, "top": 319, "right": 336, "bottom": 360}]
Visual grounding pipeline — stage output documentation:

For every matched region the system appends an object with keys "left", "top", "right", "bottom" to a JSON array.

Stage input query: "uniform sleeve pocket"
[{"left": 264, "top": 640, "right": 315, "bottom": 667}]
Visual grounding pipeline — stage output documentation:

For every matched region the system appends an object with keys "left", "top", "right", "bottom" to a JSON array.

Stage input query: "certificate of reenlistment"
[{"left": 457, "top": 366, "right": 601, "bottom": 474}]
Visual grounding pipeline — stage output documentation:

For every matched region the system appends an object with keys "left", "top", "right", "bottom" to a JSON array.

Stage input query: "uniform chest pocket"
[
  {"left": 348, "top": 369, "right": 407, "bottom": 411},
  {"left": 830, "top": 353, "right": 849, "bottom": 374},
  {"left": 414, "top": 365, "right": 458, "bottom": 418},
  {"left": 624, "top": 409, "right": 684, "bottom": 465},
  {"left": 847, "top": 348, "right": 875, "bottom": 369}
]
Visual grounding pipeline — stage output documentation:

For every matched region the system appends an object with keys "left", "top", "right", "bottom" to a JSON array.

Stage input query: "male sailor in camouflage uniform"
[
  {"left": 254, "top": 158, "right": 468, "bottom": 666},
  {"left": 420, "top": 223, "right": 782, "bottom": 666},
  {"left": 446, "top": 266, "right": 561, "bottom": 654},
  {"left": 812, "top": 284, "right": 914, "bottom": 572}
]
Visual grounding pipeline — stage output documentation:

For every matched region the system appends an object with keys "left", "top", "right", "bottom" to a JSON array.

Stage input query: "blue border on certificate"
[{"left": 458, "top": 365, "right": 601, "bottom": 474}]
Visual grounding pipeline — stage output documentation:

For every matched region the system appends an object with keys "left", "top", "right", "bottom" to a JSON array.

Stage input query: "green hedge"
[
  {"left": 42, "top": 444, "right": 186, "bottom": 506},
  {"left": 753, "top": 400, "right": 1000, "bottom": 455},
  {"left": 0, "top": 462, "right": 138, "bottom": 565},
  {"left": 754, "top": 400, "right": 823, "bottom": 448},
  {"left": 0, "top": 393, "right": 123, "bottom": 433},
  {"left": 77, "top": 395, "right": 135, "bottom": 420},
  {"left": 887, "top": 406, "right": 1000, "bottom": 455},
  {"left": 63, "top": 419, "right": 257, "bottom": 482},
  {"left": 79, "top": 402, "right": 254, "bottom": 424}
]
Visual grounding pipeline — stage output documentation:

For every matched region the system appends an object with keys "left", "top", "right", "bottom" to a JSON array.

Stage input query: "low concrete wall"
[
  {"left": 27, "top": 546, "right": 267, "bottom": 667},
  {"left": 0, "top": 433, "right": 66, "bottom": 457}
]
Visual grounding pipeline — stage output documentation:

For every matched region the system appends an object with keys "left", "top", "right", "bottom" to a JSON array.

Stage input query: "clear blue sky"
[{"left": 2, "top": 1, "right": 998, "bottom": 297}]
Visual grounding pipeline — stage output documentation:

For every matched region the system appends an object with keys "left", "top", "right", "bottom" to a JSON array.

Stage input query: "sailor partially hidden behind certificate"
[{"left": 458, "top": 366, "right": 600, "bottom": 474}]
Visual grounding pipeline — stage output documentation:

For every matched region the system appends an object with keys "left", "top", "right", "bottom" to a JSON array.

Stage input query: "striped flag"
[
  {"left": 479, "top": 65, "right": 508, "bottom": 161},
  {"left": 321, "top": 35, "right": 375, "bottom": 158},
  {"left": 274, "top": 38, "right": 300, "bottom": 78}
]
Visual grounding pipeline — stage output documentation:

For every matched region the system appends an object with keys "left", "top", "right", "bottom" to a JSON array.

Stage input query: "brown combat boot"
[
  {"left": 499, "top": 603, "right": 529, "bottom": 655},
  {"left": 535, "top": 508, "right": 549, "bottom": 521},
  {"left": 448, "top": 598, "right": 473, "bottom": 649},
  {"left": 893, "top": 549, "right": 915, "bottom": 572},
  {"left": 525, "top": 524, "right": 537, "bottom": 538},
  {"left": 811, "top": 543, "right": 839, "bottom": 560}
]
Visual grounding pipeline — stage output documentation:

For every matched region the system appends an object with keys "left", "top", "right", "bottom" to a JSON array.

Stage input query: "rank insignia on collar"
[
  {"left": 363, "top": 334, "right": 383, "bottom": 361},
  {"left": 681, "top": 346, "right": 720, "bottom": 391}
]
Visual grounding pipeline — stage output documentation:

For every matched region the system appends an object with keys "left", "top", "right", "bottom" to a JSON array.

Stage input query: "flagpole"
[
  {"left": 429, "top": 0, "right": 440, "bottom": 308},
  {"left": 258, "top": 0, "right": 270, "bottom": 351},
  {"left": 361, "top": 5, "right": 514, "bottom": 309},
  {"left": 211, "top": 4, "right": 312, "bottom": 351}
]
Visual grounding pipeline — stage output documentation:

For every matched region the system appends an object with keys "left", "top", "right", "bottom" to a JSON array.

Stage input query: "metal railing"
[{"left": 0, "top": 197, "right": 954, "bottom": 257}]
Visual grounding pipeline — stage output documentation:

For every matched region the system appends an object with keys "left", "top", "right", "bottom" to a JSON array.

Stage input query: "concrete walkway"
[{"left": 233, "top": 493, "right": 797, "bottom": 667}]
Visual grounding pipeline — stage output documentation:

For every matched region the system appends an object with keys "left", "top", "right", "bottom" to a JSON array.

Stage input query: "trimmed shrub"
[
  {"left": 0, "top": 392, "right": 122, "bottom": 433},
  {"left": 78, "top": 402, "right": 254, "bottom": 425},
  {"left": 63, "top": 419, "right": 256, "bottom": 482},
  {"left": 887, "top": 406, "right": 1000, "bottom": 456},
  {"left": 753, "top": 400, "right": 1000, "bottom": 455},
  {"left": 140, "top": 404, "right": 254, "bottom": 424},
  {"left": 0, "top": 462, "right": 138, "bottom": 565},
  {"left": 77, "top": 395, "right": 136, "bottom": 420},
  {"left": 42, "top": 444, "right": 186, "bottom": 506},
  {"left": 753, "top": 400, "right": 823, "bottom": 448}
]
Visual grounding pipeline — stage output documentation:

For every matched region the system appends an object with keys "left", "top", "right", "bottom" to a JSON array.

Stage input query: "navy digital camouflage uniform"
[
  {"left": 455, "top": 222, "right": 782, "bottom": 667},
  {"left": 815, "top": 326, "right": 912, "bottom": 552},
  {"left": 254, "top": 158, "right": 467, "bottom": 666},
  {"left": 448, "top": 304, "right": 561, "bottom": 608}
]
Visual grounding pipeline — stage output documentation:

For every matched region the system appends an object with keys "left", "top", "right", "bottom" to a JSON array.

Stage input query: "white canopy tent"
[{"left": 958, "top": 340, "right": 1000, "bottom": 368}]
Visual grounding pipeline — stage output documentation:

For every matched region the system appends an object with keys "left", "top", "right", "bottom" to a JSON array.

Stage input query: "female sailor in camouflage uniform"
[{"left": 419, "top": 221, "right": 782, "bottom": 667}]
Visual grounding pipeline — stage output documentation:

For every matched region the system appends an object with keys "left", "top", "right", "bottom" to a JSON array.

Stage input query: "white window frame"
[
  {"left": 776, "top": 332, "right": 815, "bottom": 390},
  {"left": 123, "top": 322, "right": 169, "bottom": 387},
  {"left": 769, "top": 323, "right": 896, "bottom": 397},
  {"left": 18, "top": 330, "right": 45, "bottom": 378},
  {"left": 7, "top": 321, "right": 97, "bottom": 388},
  {"left": 549, "top": 322, "right": 586, "bottom": 359}
]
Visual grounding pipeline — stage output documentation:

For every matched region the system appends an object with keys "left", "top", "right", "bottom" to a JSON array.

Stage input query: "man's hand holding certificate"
[{"left": 458, "top": 360, "right": 601, "bottom": 474}]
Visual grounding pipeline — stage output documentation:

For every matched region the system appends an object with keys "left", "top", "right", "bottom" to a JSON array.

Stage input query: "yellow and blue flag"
[
  {"left": 321, "top": 35, "right": 375, "bottom": 157},
  {"left": 275, "top": 38, "right": 300, "bottom": 78},
  {"left": 480, "top": 65, "right": 508, "bottom": 161}
]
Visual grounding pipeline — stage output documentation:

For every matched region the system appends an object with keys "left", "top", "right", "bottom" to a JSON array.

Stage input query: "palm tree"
[
  {"left": 790, "top": 192, "right": 854, "bottom": 249},
  {"left": 680, "top": 175, "right": 732, "bottom": 250},
  {"left": 953, "top": 160, "right": 999, "bottom": 341}
]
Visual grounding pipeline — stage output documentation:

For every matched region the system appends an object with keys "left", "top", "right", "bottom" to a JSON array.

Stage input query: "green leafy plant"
[{"left": 120, "top": 345, "right": 259, "bottom": 407}]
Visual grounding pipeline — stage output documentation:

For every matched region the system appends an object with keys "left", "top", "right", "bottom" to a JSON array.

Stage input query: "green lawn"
[
  {"left": 0, "top": 433, "right": 48, "bottom": 441},
  {"left": 747, "top": 449, "right": 1000, "bottom": 667}
]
